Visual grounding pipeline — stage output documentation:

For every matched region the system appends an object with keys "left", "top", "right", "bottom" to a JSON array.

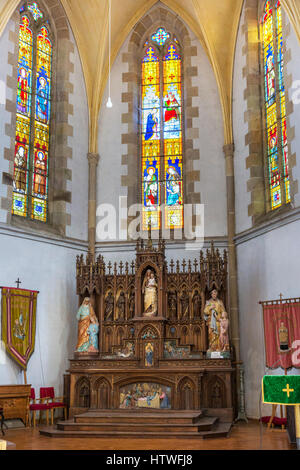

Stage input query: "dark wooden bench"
[{"left": 0, "top": 406, "right": 5, "bottom": 436}]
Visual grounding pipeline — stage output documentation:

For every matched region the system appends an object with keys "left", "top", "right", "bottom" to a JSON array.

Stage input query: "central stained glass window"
[{"left": 141, "top": 30, "right": 183, "bottom": 231}]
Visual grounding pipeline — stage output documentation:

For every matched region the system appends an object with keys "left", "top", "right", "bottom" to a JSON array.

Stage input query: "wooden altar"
[
  {"left": 72, "top": 239, "right": 235, "bottom": 414},
  {"left": 43, "top": 240, "right": 236, "bottom": 438}
]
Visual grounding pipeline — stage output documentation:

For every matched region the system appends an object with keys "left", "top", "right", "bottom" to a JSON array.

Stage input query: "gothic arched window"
[
  {"left": 141, "top": 28, "right": 183, "bottom": 230},
  {"left": 261, "top": 0, "right": 290, "bottom": 211},
  {"left": 12, "top": 2, "right": 53, "bottom": 222}
]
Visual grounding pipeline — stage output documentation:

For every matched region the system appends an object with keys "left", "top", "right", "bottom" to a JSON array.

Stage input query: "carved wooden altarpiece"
[{"left": 67, "top": 240, "right": 236, "bottom": 423}]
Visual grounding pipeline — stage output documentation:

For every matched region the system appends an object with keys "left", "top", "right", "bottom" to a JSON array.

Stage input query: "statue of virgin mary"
[{"left": 142, "top": 270, "right": 158, "bottom": 317}]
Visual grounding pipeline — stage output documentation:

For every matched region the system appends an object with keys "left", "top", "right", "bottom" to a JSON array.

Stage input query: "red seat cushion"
[
  {"left": 273, "top": 417, "right": 287, "bottom": 426},
  {"left": 30, "top": 404, "right": 51, "bottom": 411},
  {"left": 260, "top": 416, "right": 271, "bottom": 424},
  {"left": 48, "top": 402, "right": 66, "bottom": 408}
]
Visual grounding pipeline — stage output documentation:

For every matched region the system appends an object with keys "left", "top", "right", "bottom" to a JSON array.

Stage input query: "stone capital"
[{"left": 87, "top": 152, "right": 100, "bottom": 166}]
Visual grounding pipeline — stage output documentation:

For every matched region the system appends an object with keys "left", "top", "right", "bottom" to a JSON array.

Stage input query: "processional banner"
[
  {"left": 262, "top": 375, "right": 300, "bottom": 406},
  {"left": 262, "top": 301, "right": 300, "bottom": 370},
  {"left": 1, "top": 287, "right": 38, "bottom": 370}
]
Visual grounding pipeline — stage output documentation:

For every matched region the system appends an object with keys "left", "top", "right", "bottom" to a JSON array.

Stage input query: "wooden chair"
[
  {"left": 268, "top": 404, "right": 287, "bottom": 431},
  {"left": 29, "top": 388, "right": 51, "bottom": 427},
  {"left": 40, "top": 387, "right": 67, "bottom": 425}
]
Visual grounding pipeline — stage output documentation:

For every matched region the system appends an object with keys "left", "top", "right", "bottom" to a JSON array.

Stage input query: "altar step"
[
  {"left": 75, "top": 409, "right": 204, "bottom": 425},
  {"left": 56, "top": 416, "right": 218, "bottom": 433},
  {"left": 40, "top": 410, "right": 232, "bottom": 439}
]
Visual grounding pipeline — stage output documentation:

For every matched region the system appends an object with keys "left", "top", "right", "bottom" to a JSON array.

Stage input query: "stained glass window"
[
  {"left": 28, "top": 2, "right": 43, "bottom": 22},
  {"left": 141, "top": 35, "right": 183, "bottom": 230},
  {"left": 163, "top": 45, "right": 183, "bottom": 229},
  {"left": 261, "top": 0, "right": 290, "bottom": 210},
  {"left": 151, "top": 28, "right": 170, "bottom": 46},
  {"left": 13, "top": 3, "right": 52, "bottom": 222}
]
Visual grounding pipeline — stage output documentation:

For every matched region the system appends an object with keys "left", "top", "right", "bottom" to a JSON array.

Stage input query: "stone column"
[
  {"left": 87, "top": 153, "right": 100, "bottom": 258},
  {"left": 244, "top": 0, "right": 266, "bottom": 223},
  {"left": 224, "top": 143, "right": 247, "bottom": 422},
  {"left": 223, "top": 143, "right": 240, "bottom": 363}
]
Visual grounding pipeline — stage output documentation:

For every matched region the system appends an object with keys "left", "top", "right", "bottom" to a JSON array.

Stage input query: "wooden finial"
[
  {"left": 108, "top": 261, "right": 112, "bottom": 275},
  {"left": 147, "top": 219, "right": 153, "bottom": 249},
  {"left": 131, "top": 260, "right": 135, "bottom": 274}
]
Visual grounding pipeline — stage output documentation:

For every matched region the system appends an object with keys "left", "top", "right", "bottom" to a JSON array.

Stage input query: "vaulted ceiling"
[
  {"left": 0, "top": 0, "right": 300, "bottom": 153},
  {"left": 60, "top": 0, "right": 244, "bottom": 151}
]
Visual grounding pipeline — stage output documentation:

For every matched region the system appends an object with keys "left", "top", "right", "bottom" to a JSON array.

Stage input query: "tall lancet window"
[
  {"left": 13, "top": 2, "right": 53, "bottom": 222},
  {"left": 141, "top": 28, "right": 183, "bottom": 231},
  {"left": 261, "top": 0, "right": 290, "bottom": 211}
]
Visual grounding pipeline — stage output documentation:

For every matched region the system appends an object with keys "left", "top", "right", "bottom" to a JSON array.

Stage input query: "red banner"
[{"left": 263, "top": 302, "right": 300, "bottom": 369}]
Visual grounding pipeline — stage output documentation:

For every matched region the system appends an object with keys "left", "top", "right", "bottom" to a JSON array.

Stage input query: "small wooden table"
[{"left": 0, "top": 385, "right": 31, "bottom": 427}]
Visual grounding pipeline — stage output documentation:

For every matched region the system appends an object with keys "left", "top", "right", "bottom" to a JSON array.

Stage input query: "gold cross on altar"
[{"left": 282, "top": 384, "right": 294, "bottom": 398}]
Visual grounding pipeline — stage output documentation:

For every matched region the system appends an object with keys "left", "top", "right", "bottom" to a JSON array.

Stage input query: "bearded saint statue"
[{"left": 204, "top": 289, "right": 227, "bottom": 352}]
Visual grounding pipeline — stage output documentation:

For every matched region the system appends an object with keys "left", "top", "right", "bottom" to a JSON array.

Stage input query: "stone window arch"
[
  {"left": 13, "top": 3, "right": 54, "bottom": 222},
  {"left": 140, "top": 28, "right": 184, "bottom": 231},
  {"left": 2, "top": 0, "right": 74, "bottom": 235},
  {"left": 121, "top": 5, "right": 201, "bottom": 237}
]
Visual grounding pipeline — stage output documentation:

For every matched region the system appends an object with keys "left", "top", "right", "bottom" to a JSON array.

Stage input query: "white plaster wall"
[
  {"left": 66, "top": 28, "right": 89, "bottom": 241},
  {"left": 97, "top": 37, "right": 129, "bottom": 243},
  {"left": 237, "top": 218, "right": 300, "bottom": 419},
  {"left": 191, "top": 35, "right": 227, "bottom": 237},
  {"left": 285, "top": 10, "right": 300, "bottom": 209},
  {"left": 233, "top": 6, "right": 252, "bottom": 234},
  {"left": 0, "top": 231, "right": 80, "bottom": 394},
  {"left": 232, "top": 6, "right": 300, "bottom": 419},
  {"left": 0, "top": 18, "right": 14, "bottom": 223}
]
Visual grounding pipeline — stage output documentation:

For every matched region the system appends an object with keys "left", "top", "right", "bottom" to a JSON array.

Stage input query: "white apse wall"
[
  {"left": 236, "top": 217, "right": 300, "bottom": 418},
  {"left": 0, "top": 231, "right": 83, "bottom": 394}
]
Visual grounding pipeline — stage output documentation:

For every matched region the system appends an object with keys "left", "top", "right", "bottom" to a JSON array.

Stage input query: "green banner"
[{"left": 262, "top": 376, "right": 300, "bottom": 405}]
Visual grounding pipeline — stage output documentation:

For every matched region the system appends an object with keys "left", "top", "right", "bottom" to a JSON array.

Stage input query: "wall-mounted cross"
[{"left": 15, "top": 278, "right": 22, "bottom": 289}]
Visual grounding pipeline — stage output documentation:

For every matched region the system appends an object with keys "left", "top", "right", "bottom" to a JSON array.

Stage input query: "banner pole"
[
  {"left": 295, "top": 405, "right": 300, "bottom": 450},
  {"left": 23, "top": 369, "right": 27, "bottom": 385}
]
